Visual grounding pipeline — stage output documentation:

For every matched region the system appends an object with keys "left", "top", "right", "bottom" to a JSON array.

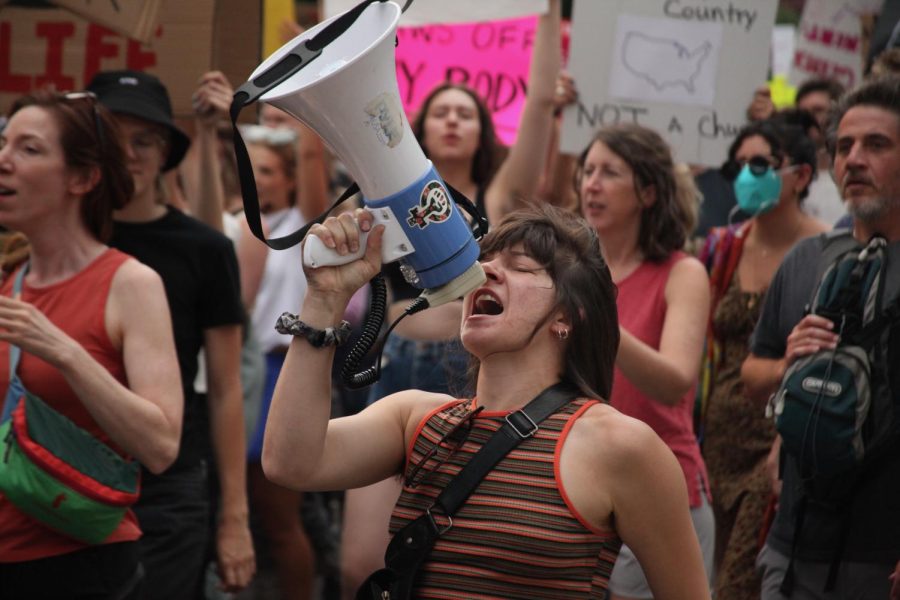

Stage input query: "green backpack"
[{"left": 771, "top": 233, "right": 900, "bottom": 496}]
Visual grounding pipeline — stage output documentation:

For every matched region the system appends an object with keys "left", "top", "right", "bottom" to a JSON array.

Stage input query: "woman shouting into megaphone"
[
  {"left": 261, "top": 204, "right": 711, "bottom": 600},
  {"left": 342, "top": 1, "right": 572, "bottom": 590}
]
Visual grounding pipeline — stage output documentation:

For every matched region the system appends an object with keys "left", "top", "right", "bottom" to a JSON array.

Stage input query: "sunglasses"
[
  {"left": 63, "top": 91, "right": 105, "bottom": 153},
  {"left": 404, "top": 405, "right": 484, "bottom": 489},
  {"left": 721, "top": 154, "right": 783, "bottom": 181}
]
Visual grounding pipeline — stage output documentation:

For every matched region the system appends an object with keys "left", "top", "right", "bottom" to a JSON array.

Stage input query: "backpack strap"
[{"left": 855, "top": 294, "right": 900, "bottom": 348}]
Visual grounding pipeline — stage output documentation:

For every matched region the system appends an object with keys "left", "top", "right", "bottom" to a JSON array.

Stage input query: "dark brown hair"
[
  {"left": 796, "top": 77, "right": 845, "bottom": 105},
  {"left": 827, "top": 75, "right": 900, "bottom": 156},
  {"left": 575, "top": 123, "right": 696, "bottom": 262},
  {"left": 477, "top": 204, "right": 619, "bottom": 400},
  {"left": 412, "top": 83, "right": 500, "bottom": 189}
]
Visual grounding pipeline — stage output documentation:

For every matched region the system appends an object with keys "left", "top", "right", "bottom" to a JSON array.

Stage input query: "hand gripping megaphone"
[{"left": 230, "top": 0, "right": 486, "bottom": 308}]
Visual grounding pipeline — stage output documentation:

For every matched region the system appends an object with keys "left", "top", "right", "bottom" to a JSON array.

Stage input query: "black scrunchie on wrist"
[{"left": 275, "top": 312, "right": 352, "bottom": 348}]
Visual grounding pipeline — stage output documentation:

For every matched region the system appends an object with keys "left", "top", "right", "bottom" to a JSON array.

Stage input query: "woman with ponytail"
[
  {"left": 575, "top": 123, "right": 714, "bottom": 599},
  {"left": 0, "top": 92, "right": 181, "bottom": 598}
]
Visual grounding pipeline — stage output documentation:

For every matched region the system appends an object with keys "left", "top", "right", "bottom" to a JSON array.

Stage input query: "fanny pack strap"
[{"left": 1, "top": 263, "right": 27, "bottom": 424}]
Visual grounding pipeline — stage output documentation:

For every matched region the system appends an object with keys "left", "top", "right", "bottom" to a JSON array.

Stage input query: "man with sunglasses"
[
  {"left": 87, "top": 70, "right": 255, "bottom": 599},
  {"left": 743, "top": 75, "right": 900, "bottom": 599}
]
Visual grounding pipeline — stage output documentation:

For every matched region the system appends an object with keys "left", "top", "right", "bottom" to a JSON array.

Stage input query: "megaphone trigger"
[{"left": 302, "top": 208, "right": 414, "bottom": 269}]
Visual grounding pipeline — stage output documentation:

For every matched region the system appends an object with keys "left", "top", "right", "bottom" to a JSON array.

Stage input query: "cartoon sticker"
[
  {"left": 364, "top": 93, "right": 403, "bottom": 148},
  {"left": 407, "top": 181, "right": 453, "bottom": 229}
]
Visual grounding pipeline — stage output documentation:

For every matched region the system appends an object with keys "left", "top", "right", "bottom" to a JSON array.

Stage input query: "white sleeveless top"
[{"left": 251, "top": 208, "right": 308, "bottom": 353}]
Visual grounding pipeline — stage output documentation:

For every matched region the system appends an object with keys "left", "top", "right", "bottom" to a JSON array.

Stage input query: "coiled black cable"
[{"left": 340, "top": 275, "right": 430, "bottom": 389}]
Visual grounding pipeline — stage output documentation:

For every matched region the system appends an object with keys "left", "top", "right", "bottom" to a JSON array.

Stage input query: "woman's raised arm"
[
  {"left": 261, "top": 212, "right": 436, "bottom": 491},
  {"left": 484, "top": 0, "right": 562, "bottom": 223}
]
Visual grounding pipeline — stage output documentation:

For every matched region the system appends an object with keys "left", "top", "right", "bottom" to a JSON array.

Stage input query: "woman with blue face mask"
[{"left": 697, "top": 119, "right": 828, "bottom": 600}]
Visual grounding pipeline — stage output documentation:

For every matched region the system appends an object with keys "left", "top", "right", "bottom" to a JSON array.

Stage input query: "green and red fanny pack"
[{"left": 0, "top": 263, "right": 140, "bottom": 545}]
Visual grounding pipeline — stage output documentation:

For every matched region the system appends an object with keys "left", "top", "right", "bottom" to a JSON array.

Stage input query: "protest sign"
[
  {"left": 560, "top": 0, "right": 778, "bottom": 167},
  {"left": 0, "top": 0, "right": 261, "bottom": 119},
  {"left": 47, "top": 0, "right": 164, "bottom": 43},
  {"left": 323, "top": 0, "right": 547, "bottom": 26},
  {"left": 790, "top": 0, "right": 879, "bottom": 89},
  {"left": 395, "top": 16, "right": 538, "bottom": 144}
]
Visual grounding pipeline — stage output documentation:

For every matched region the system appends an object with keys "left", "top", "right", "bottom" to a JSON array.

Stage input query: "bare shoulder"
[
  {"left": 669, "top": 254, "right": 708, "bottom": 286},
  {"left": 569, "top": 402, "right": 672, "bottom": 473},
  {"left": 666, "top": 255, "right": 709, "bottom": 306},
  {"left": 109, "top": 258, "right": 166, "bottom": 300},
  {"left": 106, "top": 259, "right": 169, "bottom": 348},
  {"left": 367, "top": 389, "right": 462, "bottom": 436}
]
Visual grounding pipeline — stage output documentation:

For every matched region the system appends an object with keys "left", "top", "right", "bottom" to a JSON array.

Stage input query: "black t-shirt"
[
  {"left": 110, "top": 208, "right": 243, "bottom": 470},
  {"left": 751, "top": 233, "right": 900, "bottom": 564}
]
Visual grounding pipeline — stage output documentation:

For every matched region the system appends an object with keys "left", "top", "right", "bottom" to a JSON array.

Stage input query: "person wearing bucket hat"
[
  {"left": 87, "top": 70, "right": 191, "bottom": 172},
  {"left": 88, "top": 69, "right": 255, "bottom": 598}
]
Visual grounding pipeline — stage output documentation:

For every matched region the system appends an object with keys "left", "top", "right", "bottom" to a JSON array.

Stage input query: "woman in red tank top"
[
  {"left": 0, "top": 92, "right": 182, "bottom": 598},
  {"left": 262, "top": 204, "right": 710, "bottom": 599},
  {"left": 576, "top": 123, "right": 715, "bottom": 599}
]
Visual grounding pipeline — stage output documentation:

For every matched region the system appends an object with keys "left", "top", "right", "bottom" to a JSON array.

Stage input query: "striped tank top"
[{"left": 390, "top": 397, "right": 622, "bottom": 598}]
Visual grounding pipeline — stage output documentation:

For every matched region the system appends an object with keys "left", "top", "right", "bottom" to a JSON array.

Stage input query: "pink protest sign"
[{"left": 395, "top": 16, "right": 538, "bottom": 146}]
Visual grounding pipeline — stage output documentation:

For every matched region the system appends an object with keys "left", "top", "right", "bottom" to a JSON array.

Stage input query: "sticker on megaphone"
[{"left": 304, "top": 165, "right": 480, "bottom": 290}]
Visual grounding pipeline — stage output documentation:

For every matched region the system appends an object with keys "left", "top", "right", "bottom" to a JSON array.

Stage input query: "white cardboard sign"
[
  {"left": 322, "top": 0, "right": 548, "bottom": 26},
  {"left": 561, "top": 0, "right": 778, "bottom": 167}
]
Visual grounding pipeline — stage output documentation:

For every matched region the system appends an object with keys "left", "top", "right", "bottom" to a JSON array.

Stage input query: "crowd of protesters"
[{"left": 3, "top": 3, "right": 900, "bottom": 600}]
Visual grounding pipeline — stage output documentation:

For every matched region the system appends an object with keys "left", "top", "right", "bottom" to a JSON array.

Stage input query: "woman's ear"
[
  {"left": 551, "top": 310, "right": 573, "bottom": 339},
  {"left": 640, "top": 184, "right": 657, "bottom": 208},
  {"left": 66, "top": 166, "right": 101, "bottom": 197},
  {"left": 794, "top": 164, "right": 813, "bottom": 196}
]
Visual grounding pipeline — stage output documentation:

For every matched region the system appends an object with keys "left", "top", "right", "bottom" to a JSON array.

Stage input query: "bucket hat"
[{"left": 87, "top": 70, "right": 190, "bottom": 171}]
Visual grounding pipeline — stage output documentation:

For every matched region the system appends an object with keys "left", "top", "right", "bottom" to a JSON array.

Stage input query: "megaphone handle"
[
  {"left": 303, "top": 231, "right": 369, "bottom": 268},
  {"left": 303, "top": 210, "right": 414, "bottom": 269}
]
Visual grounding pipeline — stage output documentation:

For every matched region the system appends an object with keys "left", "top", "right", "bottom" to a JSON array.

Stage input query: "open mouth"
[
  {"left": 471, "top": 290, "right": 503, "bottom": 316},
  {"left": 0, "top": 187, "right": 14, "bottom": 196}
]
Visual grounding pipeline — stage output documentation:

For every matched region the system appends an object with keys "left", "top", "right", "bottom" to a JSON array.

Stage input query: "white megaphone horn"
[{"left": 232, "top": 0, "right": 485, "bottom": 308}]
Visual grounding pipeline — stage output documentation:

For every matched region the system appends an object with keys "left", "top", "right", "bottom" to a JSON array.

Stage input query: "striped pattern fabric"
[{"left": 390, "top": 398, "right": 622, "bottom": 598}]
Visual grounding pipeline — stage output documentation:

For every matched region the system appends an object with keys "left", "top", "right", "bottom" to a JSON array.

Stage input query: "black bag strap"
[
  {"left": 430, "top": 383, "right": 578, "bottom": 517},
  {"left": 806, "top": 231, "right": 862, "bottom": 314},
  {"left": 362, "top": 382, "right": 580, "bottom": 599}
]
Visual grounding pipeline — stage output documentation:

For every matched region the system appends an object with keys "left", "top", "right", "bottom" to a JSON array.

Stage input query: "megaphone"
[{"left": 242, "top": 0, "right": 485, "bottom": 302}]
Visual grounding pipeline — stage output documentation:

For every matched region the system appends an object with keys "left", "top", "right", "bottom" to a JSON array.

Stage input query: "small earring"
[{"left": 557, "top": 328, "right": 569, "bottom": 340}]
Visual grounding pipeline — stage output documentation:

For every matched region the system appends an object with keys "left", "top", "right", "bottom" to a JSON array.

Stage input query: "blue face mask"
[{"left": 733, "top": 163, "right": 782, "bottom": 216}]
